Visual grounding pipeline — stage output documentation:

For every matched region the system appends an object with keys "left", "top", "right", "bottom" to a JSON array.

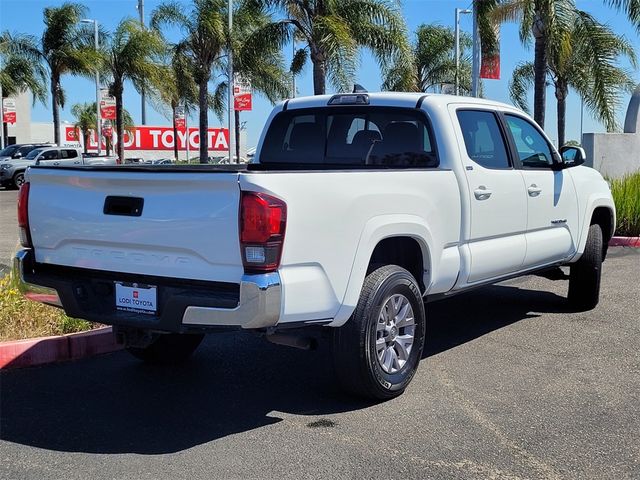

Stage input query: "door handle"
[
  {"left": 53, "top": 162, "right": 60, "bottom": 166},
  {"left": 528, "top": 184, "right": 542, "bottom": 196},
  {"left": 474, "top": 186, "right": 492, "bottom": 200}
]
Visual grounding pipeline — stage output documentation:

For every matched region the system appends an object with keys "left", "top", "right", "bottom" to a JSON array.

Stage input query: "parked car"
[
  {"left": 123, "top": 157, "right": 144, "bottom": 164},
  {"left": 1, "top": 146, "right": 82, "bottom": 188},
  {"left": 82, "top": 154, "right": 119, "bottom": 166},
  {"left": 143, "top": 158, "right": 173, "bottom": 165},
  {"left": 0, "top": 143, "right": 53, "bottom": 163},
  {"left": 14, "top": 92, "right": 615, "bottom": 399}
]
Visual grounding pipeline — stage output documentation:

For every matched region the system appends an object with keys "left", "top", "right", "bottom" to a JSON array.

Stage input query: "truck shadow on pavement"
[{"left": 0, "top": 283, "right": 569, "bottom": 455}]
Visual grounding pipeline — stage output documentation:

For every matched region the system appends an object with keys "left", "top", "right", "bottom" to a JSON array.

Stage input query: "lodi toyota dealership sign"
[{"left": 64, "top": 125, "right": 230, "bottom": 151}]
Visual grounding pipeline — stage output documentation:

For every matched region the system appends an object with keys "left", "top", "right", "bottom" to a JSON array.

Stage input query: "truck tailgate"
[{"left": 27, "top": 167, "right": 243, "bottom": 284}]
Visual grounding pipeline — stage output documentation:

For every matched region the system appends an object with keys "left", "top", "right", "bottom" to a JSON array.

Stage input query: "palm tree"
[
  {"left": 1, "top": 33, "right": 48, "bottom": 144},
  {"left": 102, "top": 19, "right": 165, "bottom": 162},
  {"left": 151, "top": 0, "right": 228, "bottom": 163},
  {"left": 209, "top": 2, "right": 290, "bottom": 161},
  {"left": 509, "top": 11, "right": 637, "bottom": 146},
  {"left": 249, "top": 0, "right": 410, "bottom": 95},
  {"left": 43, "top": 3, "right": 104, "bottom": 146},
  {"left": 490, "top": 0, "right": 640, "bottom": 129},
  {"left": 71, "top": 102, "right": 95, "bottom": 154},
  {"left": 147, "top": 48, "right": 198, "bottom": 160},
  {"left": 0, "top": 33, "right": 48, "bottom": 103},
  {"left": 71, "top": 101, "right": 134, "bottom": 155},
  {"left": 382, "top": 24, "right": 473, "bottom": 94}
]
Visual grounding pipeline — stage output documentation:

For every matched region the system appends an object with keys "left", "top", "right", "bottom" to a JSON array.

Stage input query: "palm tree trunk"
[
  {"left": 172, "top": 105, "right": 178, "bottom": 161},
  {"left": 114, "top": 81, "right": 125, "bottom": 162},
  {"left": 533, "top": 20, "right": 547, "bottom": 129},
  {"left": 311, "top": 50, "right": 326, "bottom": 95},
  {"left": 198, "top": 79, "right": 209, "bottom": 164},
  {"left": 51, "top": 75, "right": 61, "bottom": 145},
  {"left": 556, "top": 80, "right": 568, "bottom": 147},
  {"left": 105, "top": 137, "right": 111, "bottom": 156},
  {"left": 83, "top": 130, "right": 89, "bottom": 154},
  {"left": 235, "top": 109, "right": 240, "bottom": 163}
]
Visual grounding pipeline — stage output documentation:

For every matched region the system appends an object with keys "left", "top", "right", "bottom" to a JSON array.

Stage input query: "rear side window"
[
  {"left": 456, "top": 110, "right": 510, "bottom": 169},
  {"left": 260, "top": 107, "right": 438, "bottom": 168},
  {"left": 61, "top": 149, "right": 78, "bottom": 159}
]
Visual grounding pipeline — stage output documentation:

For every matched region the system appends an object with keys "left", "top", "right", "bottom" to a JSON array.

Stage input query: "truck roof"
[{"left": 282, "top": 91, "right": 517, "bottom": 112}]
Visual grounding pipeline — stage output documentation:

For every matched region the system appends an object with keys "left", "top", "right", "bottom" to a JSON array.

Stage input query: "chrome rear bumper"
[{"left": 13, "top": 249, "right": 281, "bottom": 331}]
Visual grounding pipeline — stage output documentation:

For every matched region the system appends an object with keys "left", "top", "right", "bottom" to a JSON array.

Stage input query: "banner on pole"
[
  {"left": 174, "top": 106, "right": 186, "bottom": 129},
  {"left": 233, "top": 74, "right": 252, "bottom": 111},
  {"left": 100, "top": 88, "right": 116, "bottom": 120},
  {"left": 480, "top": 23, "right": 500, "bottom": 80},
  {"left": 2, "top": 98, "right": 17, "bottom": 124},
  {"left": 102, "top": 119, "right": 113, "bottom": 137}
]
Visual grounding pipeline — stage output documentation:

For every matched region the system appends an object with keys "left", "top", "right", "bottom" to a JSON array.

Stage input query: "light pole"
[
  {"left": 291, "top": 38, "right": 296, "bottom": 98},
  {"left": 227, "top": 0, "right": 234, "bottom": 164},
  {"left": 82, "top": 19, "right": 101, "bottom": 154},
  {"left": 471, "top": 5, "right": 480, "bottom": 97},
  {"left": 455, "top": 8, "right": 472, "bottom": 96},
  {"left": 282, "top": 20, "right": 296, "bottom": 98},
  {"left": 137, "top": 0, "right": 147, "bottom": 125}
]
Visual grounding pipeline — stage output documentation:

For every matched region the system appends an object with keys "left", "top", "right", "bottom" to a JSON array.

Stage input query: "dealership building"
[{"left": 3, "top": 92, "right": 243, "bottom": 161}]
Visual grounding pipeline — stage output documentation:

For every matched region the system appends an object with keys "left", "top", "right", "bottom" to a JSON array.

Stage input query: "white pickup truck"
[{"left": 14, "top": 92, "right": 615, "bottom": 399}]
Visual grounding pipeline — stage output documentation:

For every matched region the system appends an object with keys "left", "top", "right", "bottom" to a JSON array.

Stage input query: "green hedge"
[
  {"left": 0, "top": 274, "right": 93, "bottom": 342},
  {"left": 609, "top": 172, "right": 640, "bottom": 237}
]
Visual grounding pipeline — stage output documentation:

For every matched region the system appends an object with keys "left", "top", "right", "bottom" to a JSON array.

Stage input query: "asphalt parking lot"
[{"left": 0, "top": 207, "right": 638, "bottom": 480}]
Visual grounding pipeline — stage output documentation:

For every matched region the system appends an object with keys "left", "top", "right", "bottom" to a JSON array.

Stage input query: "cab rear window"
[{"left": 260, "top": 107, "right": 438, "bottom": 168}]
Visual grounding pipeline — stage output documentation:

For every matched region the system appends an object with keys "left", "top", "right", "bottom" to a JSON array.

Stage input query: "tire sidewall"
[
  {"left": 364, "top": 269, "right": 425, "bottom": 394},
  {"left": 13, "top": 172, "right": 25, "bottom": 188}
]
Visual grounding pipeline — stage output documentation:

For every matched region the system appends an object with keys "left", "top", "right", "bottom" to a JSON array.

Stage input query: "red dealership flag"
[
  {"left": 2, "top": 98, "right": 17, "bottom": 124},
  {"left": 480, "top": 22, "right": 500, "bottom": 80}
]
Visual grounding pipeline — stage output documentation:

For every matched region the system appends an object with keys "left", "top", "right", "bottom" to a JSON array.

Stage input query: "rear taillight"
[
  {"left": 17, "top": 182, "right": 32, "bottom": 248},
  {"left": 240, "top": 191, "right": 286, "bottom": 272}
]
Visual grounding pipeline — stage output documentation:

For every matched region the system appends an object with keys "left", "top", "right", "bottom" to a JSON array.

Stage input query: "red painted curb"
[
  {"left": 0, "top": 327, "right": 122, "bottom": 370},
  {"left": 609, "top": 236, "right": 640, "bottom": 248}
]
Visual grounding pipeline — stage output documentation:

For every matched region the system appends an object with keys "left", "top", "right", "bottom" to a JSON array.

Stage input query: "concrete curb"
[
  {"left": 609, "top": 236, "right": 640, "bottom": 248},
  {"left": 0, "top": 327, "right": 122, "bottom": 370}
]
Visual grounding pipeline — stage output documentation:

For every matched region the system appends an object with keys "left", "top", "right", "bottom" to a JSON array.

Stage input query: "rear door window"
[
  {"left": 261, "top": 107, "right": 438, "bottom": 168},
  {"left": 40, "top": 149, "right": 59, "bottom": 160},
  {"left": 456, "top": 110, "right": 511, "bottom": 169},
  {"left": 61, "top": 149, "right": 78, "bottom": 159}
]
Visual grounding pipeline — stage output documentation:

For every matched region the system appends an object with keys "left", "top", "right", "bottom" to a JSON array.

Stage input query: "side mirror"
[
  {"left": 13, "top": 152, "right": 22, "bottom": 159},
  {"left": 559, "top": 145, "right": 586, "bottom": 168}
]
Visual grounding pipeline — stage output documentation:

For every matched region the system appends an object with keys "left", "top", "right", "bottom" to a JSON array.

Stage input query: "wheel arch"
[
  {"left": 591, "top": 205, "right": 615, "bottom": 260},
  {"left": 573, "top": 195, "right": 616, "bottom": 261},
  {"left": 330, "top": 215, "right": 436, "bottom": 326}
]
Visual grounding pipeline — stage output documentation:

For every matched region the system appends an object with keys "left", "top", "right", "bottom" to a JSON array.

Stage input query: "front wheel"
[
  {"left": 12, "top": 172, "right": 25, "bottom": 189},
  {"left": 332, "top": 265, "right": 426, "bottom": 400},
  {"left": 568, "top": 224, "right": 603, "bottom": 311},
  {"left": 126, "top": 333, "right": 205, "bottom": 364}
]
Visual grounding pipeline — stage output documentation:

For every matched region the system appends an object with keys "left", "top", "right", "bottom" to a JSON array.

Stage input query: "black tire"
[
  {"left": 12, "top": 171, "right": 25, "bottom": 189},
  {"left": 332, "top": 265, "right": 426, "bottom": 400},
  {"left": 568, "top": 224, "right": 603, "bottom": 311},
  {"left": 126, "top": 333, "right": 204, "bottom": 364}
]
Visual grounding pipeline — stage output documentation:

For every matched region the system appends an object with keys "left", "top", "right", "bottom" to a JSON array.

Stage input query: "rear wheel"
[
  {"left": 126, "top": 333, "right": 204, "bottom": 364},
  {"left": 332, "top": 265, "right": 426, "bottom": 400},
  {"left": 12, "top": 172, "right": 25, "bottom": 189},
  {"left": 568, "top": 224, "right": 603, "bottom": 311}
]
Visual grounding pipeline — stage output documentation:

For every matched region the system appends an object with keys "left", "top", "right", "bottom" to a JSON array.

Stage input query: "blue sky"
[{"left": 1, "top": 0, "right": 637, "bottom": 147}]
